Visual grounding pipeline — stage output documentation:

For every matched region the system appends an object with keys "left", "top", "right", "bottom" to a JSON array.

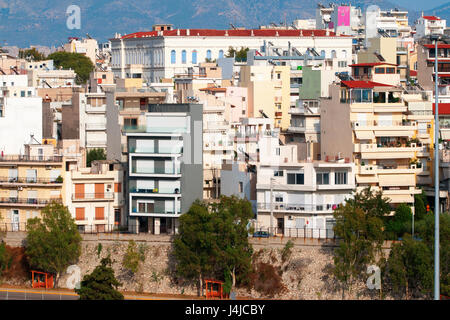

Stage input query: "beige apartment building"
[
  {"left": 320, "top": 79, "right": 434, "bottom": 210},
  {"left": 0, "top": 143, "right": 64, "bottom": 231},
  {"left": 64, "top": 160, "right": 124, "bottom": 232},
  {"left": 239, "top": 64, "right": 291, "bottom": 130}
]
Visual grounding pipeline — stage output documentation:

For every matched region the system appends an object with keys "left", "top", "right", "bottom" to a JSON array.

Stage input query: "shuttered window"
[
  {"left": 75, "top": 208, "right": 85, "bottom": 221},
  {"left": 95, "top": 207, "right": 105, "bottom": 220}
]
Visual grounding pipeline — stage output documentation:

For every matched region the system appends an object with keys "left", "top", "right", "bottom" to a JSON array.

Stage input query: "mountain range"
[{"left": 0, "top": 0, "right": 449, "bottom": 48}]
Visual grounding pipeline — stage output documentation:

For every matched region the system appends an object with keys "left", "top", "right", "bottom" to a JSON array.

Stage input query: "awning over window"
[
  {"left": 441, "top": 130, "right": 450, "bottom": 140},
  {"left": 355, "top": 130, "right": 375, "bottom": 140},
  {"left": 378, "top": 174, "right": 415, "bottom": 187},
  {"left": 355, "top": 175, "right": 378, "bottom": 183},
  {"left": 374, "top": 130, "right": 414, "bottom": 137}
]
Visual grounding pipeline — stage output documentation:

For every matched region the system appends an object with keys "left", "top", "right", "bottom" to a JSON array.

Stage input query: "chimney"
[
  {"left": 251, "top": 30, "right": 254, "bottom": 36},
  {"left": 177, "top": 29, "right": 180, "bottom": 36},
  {"left": 187, "top": 29, "right": 190, "bottom": 36}
]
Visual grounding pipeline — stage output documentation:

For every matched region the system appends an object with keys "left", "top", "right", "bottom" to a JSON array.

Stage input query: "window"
[
  {"left": 335, "top": 172, "right": 347, "bottom": 185},
  {"left": 320, "top": 50, "right": 325, "bottom": 57},
  {"left": 20, "top": 91, "right": 25, "bottom": 97},
  {"left": 287, "top": 173, "right": 304, "bottom": 185},
  {"left": 238, "top": 182, "right": 243, "bottom": 193},
  {"left": 275, "top": 195, "right": 283, "bottom": 202},
  {"left": 316, "top": 172, "right": 330, "bottom": 185},
  {"left": 274, "top": 170, "right": 283, "bottom": 177},
  {"left": 331, "top": 50, "right": 336, "bottom": 58},
  {"left": 181, "top": 50, "right": 187, "bottom": 64},
  {"left": 170, "top": 50, "right": 176, "bottom": 64},
  {"left": 192, "top": 50, "right": 197, "bottom": 64},
  {"left": 351, "top": 89, "right": 372, "bottom": 103},
  {"left": 342, "top": 50, "right": 347, "bottom": 59},
  {"left": 276, "top": 148, "right": 280, "bottom": 155},
  {"left": 124, "top": 118, "right": 138, "bottom": 128},
  {"left": 375, "top": 67, "right": 385, "bottom": 74},
  {"left": 338, "top": 61, "right": 347, "bottom": 67},
  {"left": 277, "top": 73, "right": 281, "bottom": 79},
  {"left": 219, "top": 50, "right": 224, "bottom": 59},
  {"left": 386, "top": 67, "right": 395, "bottom": 74},
  {"left": 0, "top": 105, "right": 3, "bottom": 117},
  {"left": 206, "top": 50, "right": 212, "bottom": 60}
]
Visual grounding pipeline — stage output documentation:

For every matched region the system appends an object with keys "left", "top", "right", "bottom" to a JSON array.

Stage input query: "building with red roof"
[{"left": 110, "top": 24, "right": 353, "bottom": 82}]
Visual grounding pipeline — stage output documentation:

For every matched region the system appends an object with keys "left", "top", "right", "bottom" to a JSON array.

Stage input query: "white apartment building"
[
  {"left": 415, "top": 15, "right": 446, "bottom": 39},
  {"left": 0, "top": 75, "right": 42, "bottom": 154},
  {"left": 110, "top": 27, "right": 353, "bottom": 82},
  {"left": 62, "top": 37, "right": 99, "bottom": 65},
  {"left": 256, "top": 137, "right": 355, "bottom": 237}
]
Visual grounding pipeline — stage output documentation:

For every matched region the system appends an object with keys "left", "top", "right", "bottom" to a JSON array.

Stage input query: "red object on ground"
[
  {"left": 204, "top": 279, "right": 229, "bottom": 299},
  {"left": 31, "top": 270, "right": 54, "bottom": 289}
]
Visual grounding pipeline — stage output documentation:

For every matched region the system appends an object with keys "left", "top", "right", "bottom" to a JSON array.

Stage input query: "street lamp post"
[{"left": 431, "top": 33, "right": 441, "bottom": 300}]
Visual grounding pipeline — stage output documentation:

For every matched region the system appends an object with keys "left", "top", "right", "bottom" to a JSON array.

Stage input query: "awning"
[
  {"left": 355, "top": 175, "right": 378, "bottom": 183},
  {"left": 355, "top": 131, "right": 375, "bottom": 140},
  {"left": 374, "top": 130, "right": 414, "bottom": 137},
  {"left": 387, "top": 194, "right": 414, "bottom": 203},
  {"left": 378, "top": 174, "right": 415, "bottom": 187}
]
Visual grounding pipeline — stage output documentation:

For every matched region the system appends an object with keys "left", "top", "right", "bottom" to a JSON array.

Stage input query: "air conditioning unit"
[
  {"left": 45, "top": 165, "right": 51, "bottom": 170},
  {"left": 288, "top": 216, "right": 293, "bottom": 220},
  {"left": 18, "top": 187, "right": 23, "bottom": 191},
  {"left": 411, "top": 164, "right": 417, "bottom": 169},
  {"left": 411, "top": 143, "right": 417, "bottom": 148},
  {"left": 427, "top": 124, "right": 432, "bottom": 128}
]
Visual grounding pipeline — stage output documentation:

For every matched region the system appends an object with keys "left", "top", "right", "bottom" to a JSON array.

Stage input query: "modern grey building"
[{"left": 124, "top": 103, "right": 203, "bottom": 234}]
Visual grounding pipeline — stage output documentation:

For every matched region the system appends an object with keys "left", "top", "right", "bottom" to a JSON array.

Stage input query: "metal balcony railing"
[
  {"left": 129, "top": 188, "right": 181, "bottom": 195},
  {"left": 0, "top": 155, "right": 63, "bottom": 162},
  {"left": 72, "top": 193, "right": 114, "bottom": 200},
  {"left": 131, "top": 167, "right": 181, "bottom": 174},
  {"left": 0, "top": 197, "right": 62, "bottom": 205},
  {"left": 0, "top": 177, "right": 63, "bottom": 184},
  {"left": 257, "top": 202, "right": 341, "bottom": 212},
  {"left": 131, "top": 207, "right": 181, "bottom": 214}
]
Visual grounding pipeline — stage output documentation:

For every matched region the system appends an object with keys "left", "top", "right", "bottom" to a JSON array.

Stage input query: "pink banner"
[{"left": 337, "top": 6, "right": 350, "bottom": 27}]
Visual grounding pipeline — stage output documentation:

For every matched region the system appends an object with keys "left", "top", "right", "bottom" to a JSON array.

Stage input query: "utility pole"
[
  {"left": 270, "top": 177, "right": 274, "bottom": 236},
  {"left": 432, "top": 33, "right": 441, "bottom": 300}
]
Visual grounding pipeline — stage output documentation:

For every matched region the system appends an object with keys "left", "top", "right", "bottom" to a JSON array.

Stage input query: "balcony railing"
[
  {"left": 0, "top": 177, "right": 63, "bottom": 184},
  {"left": 0, "top": 155, "right": 63, "bottom": 162},
  {"left": 257, "top": 202, "right": 341, "bottom": 212},
  {"left": 85, "top": 123, "right": 107, "bottom": 130},
  {"left": 123, "top": 125, "right": 188, "bottom": 134},
  {"left": 0, "top": 197, "right": 62, "bottom": 205},
  {"left": 130, "top": 188, "right": 181, "bottom": 195},
  {"left": 131, "top": 207, "right": 181, "bottom": 215},
  {"left": 131, "top": 167, "right": 181, "bottom": 174},
  {"left": 129, "top": 147, "right": 183, "bottom": 154},
  {"left": 72, "top": 193, "right": 114, "bottom": 201}
]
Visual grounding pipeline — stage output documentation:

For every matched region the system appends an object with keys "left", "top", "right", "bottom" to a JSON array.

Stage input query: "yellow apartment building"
[
  {"left": 0, "top": 143, "right": 64, "bottom": 231},
  {"left": 321, "top": 80, "right": 434, "bottom": 211},
  {"left": 239, "top": 64, "right": 291, "bottom": 130}
]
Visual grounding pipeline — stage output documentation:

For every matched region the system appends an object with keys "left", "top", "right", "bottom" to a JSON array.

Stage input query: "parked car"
[{"left": 253, "top": 231, "right": 270, "bottom": 238}]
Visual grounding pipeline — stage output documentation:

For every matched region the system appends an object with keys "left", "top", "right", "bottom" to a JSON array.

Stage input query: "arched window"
[
  {"left": 206, "top": 50, "right": 212, "bottom": 60},
  {"left": 192, "top": 50, "right": 197, "bottom": 64},
  {"left": 331, "top": 50, "right": 336, "bottom": 59},
  {"left": 219, "top": 50, "right": 224, "bottom": 59},
  {"left": 320, "top": 50, "right": 325, "bottom": 57},
  {"left": 342, "top": 50, "right": 347, "bottom": 59},
  {"left": 171, "top": 50, "right": 176, "bottom": 64},
  {"left": 181, "top": 50, "right": 187, "bottom": 64}
]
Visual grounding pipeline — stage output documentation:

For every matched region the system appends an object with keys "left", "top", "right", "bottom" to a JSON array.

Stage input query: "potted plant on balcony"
[{"left": 55, "top": 176, "right": 63, "bottom": 183}]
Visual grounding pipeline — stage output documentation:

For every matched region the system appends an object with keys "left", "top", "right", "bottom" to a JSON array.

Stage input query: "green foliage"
[
  {"left": 385, "top": 204, "right": 413, "bottom": 240},
  {"left": 76, "top": 256, "right": 124, "bottom": 300},
  {"left": 86, "top": 148, "right": 106, "bottom": 167},
  {"left": 385, "top": 235, "right": 433, "bottom": 298},
  {"left": 97, "top": 243, "right": 103, "bottom": 258},
  {"left": 414, "top": 189, "right": 428, "bottom": 221},
  {"left": 332, "top": 187, "right": 386, "bottom": 296},
  {"left": 0, "top": 242, "right": 12, "bottom": 276},
  {"left": 55, "top": 175, "right": 63, "bottom": 183},
  {"left": 25, "top": 203, "right": 82, "bottom": 286},
  {"left": 225, "top": 46, "right": 249, "bottom": 62},
  {"left": 281, "top": 240, "right": 294, "bottom": 263},
  {"left": 19, "top": 48, "right": 46, "bottom": 61},
  {"left": 122, "top": 240, "right": 145, "bottom": 274},
  {"left": 173, "top": 196, "right": 254, "bottom": 295},
  {"left": 47, "top": 51, "right": 94, "bottom": 84}
]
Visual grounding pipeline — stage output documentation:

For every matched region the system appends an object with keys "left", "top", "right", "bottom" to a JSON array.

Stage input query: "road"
[{"left": 0, "top": 287, "right": 176, "bottom": 300}]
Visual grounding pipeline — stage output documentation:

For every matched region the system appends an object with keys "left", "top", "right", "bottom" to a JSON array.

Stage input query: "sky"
[{"left": 392, "top": 0, "right": 449, "bottom": 11}]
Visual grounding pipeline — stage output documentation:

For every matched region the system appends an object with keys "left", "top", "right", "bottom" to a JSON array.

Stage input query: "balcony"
[
  {"left": 130, "top": 187, "right": 181, "bottom": 195},
  {"left": 131, "top": 167, "right": 181, "bottom": 175},
  {"left": 358, "top": 143, "right": 420, "bottom": 159},
  {"left": 85, "top": 123, "right": 107, "bottom": 131},
  {"left": 0, "top": 155, "right": 63, "bottom": 163},
  {"left": 86, "top": 140, "right": 107, "bottom": 148},
  {"left": 288, "top": 107, "right": 304, "bottom": 115},
  {"left": 0, "top": 176, "right": 63, "bottom": 185},
  {"left": 257, "top": 202, "right": 340, "bottom": 213},
  {"left": 0, "top": 197, "right": 62, "bottom": 207},
  {"left": 131, "top": 207, "right": 181, "bottom": 215},
  {"left": 129, "top": 146, "right": 182, "bottom": 155},
  {"left": 396, "top": 47, "right": 408, "bottom": 55},
  {"left": 124, "top": 125, "right": 187, "bottom": 134},
  {"left": 85, "top": 104, "right": 106, "bottom": 113},
  {"left": 72, "top": 193, "right": 114, "bottom": 201},
  {"left": 206, "top": 121, "right": 229, "bottom": 130}
]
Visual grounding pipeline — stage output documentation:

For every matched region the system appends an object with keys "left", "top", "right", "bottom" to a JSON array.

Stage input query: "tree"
[
  {"left": 76, "top": 256, "right": 124, "bottom": 300},
  {"left": 19, "top": 48, "right": 46, "bottom": 61},
  {"left": 225, "top": 46, "right": 249, "bottom": 62},
  {"left": 0, "top": 241, "right": 11, "bottom": 277},
  {"left": 47, "top": 51, "right": 94, "bottom": 84},
  {"left": 209, "top": 196, "right": 254, "bottom": 293},
  {"left": 25, "top": 203, "right": 82, "bottom": 286},
  {"left": 122, "top": 240, "right": 146, "bottom": 274},
  {"left": 385, "top": 204, "right": 412, "bottom": 240},
  {"left": 86, "top": 148, "right": 106, "bottom": 167},
  {"left": 332, "top": 187, "right": 386, "bottom": 298},
  {"left": 414, "top": 189, "right": 427, "bottom": 221},
  {"left": 173, "top": 201, "right": 216, "bottom": 296},
  {"left": 385, "top": 235, "right": 433, "bottom": 299}
]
